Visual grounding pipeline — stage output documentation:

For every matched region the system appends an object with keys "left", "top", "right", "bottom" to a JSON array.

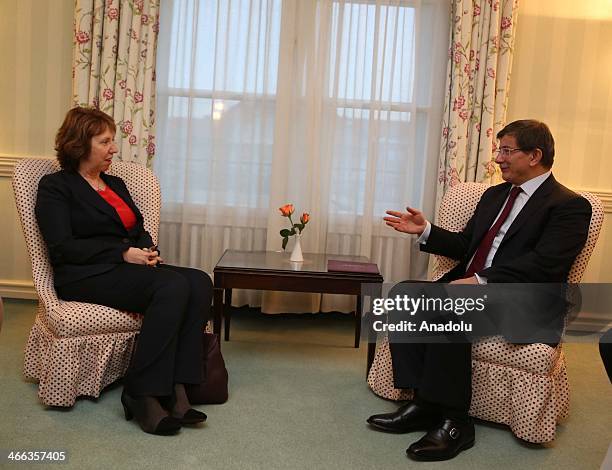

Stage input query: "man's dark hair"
[
  {"left": 497, "top": 119, "right": 555, "bottom": 169},
  {"left": 55, "top": 106, "right": 116, "bottom": 172}
]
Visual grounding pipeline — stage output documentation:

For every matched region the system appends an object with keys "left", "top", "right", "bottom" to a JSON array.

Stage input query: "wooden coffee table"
[{"left": 212, "top": 250, "right": 383, "bottom": 362}]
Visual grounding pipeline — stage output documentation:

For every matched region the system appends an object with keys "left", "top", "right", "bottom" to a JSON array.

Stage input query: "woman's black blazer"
[{"left": 35, "top": 169, "right": 154, "bottom": 287}]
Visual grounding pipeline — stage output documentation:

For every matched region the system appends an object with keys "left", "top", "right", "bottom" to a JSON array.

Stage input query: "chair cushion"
[
  {"left": 472, "top": 336, "right": 560, "bottom": 375},
  {"left": 48, "top": 301, "right": 142, "bottom": 337}
]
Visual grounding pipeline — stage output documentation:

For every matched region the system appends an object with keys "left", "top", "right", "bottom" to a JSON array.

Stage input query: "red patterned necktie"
[{"left": 464, "top": 186, "right": 522, "bottom": 277}]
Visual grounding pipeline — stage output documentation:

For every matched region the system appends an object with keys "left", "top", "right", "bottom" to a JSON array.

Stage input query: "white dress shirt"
[{"left": 417, "top": 171, "right": 552, "bottom": 283}]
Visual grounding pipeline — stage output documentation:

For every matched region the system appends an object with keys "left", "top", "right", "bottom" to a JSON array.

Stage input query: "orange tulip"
[
  {"left": 300, "top": 213, "right": 309, "bottom": 224},
  {"left": 279, "top": 204, "right": 294, "bottom": 217}
]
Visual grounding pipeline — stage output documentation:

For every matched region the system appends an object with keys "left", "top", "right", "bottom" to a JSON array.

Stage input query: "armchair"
[
  {"left": 366, "top": 182, "right": 604, "bottom": 443},
  {"left": 12, "top": 158, "right": 160, "bottom": 407}
]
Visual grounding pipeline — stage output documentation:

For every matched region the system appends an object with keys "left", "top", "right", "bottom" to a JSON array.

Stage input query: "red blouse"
[{"left": 97, "top": 186, "right": 137, "bottom": 231}]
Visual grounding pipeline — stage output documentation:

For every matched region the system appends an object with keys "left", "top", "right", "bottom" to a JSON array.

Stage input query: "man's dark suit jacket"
[
  {"left": 421, "top": 174, "right": 592, "bottom": 284},
  {"left": 388, "top": 174, "right": 592, "bottom": 400},
  {"left": 35, "top": 170, "right": 154, "bottom": 287}
]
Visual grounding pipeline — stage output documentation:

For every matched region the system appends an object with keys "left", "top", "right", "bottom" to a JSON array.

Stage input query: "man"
[{"left": 367, "top": 120, "right": 592, "bottom": 461}]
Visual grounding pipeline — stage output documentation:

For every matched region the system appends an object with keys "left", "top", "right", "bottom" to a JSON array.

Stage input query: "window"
[
  {"left": 156, "top": 0, "right": 281, "bottom": 207},
  {"left": 155, "top": 0, "right": 448, "bottom": 220}
]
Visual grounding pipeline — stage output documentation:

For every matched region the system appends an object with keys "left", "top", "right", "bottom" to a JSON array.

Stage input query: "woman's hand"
[
  {"left": 122, "top": 247, "right": 161, "bottom": 266},
  {"left": 383, "top": 207, "right": 428, "bottom": 235},
  {"left": 143, "top": 246, "right": 163, "bottom": 267}
]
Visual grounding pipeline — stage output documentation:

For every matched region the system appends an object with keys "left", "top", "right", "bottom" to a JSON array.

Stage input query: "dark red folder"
[{"left": 327, "top": 259, "right": 380, "bottom": 274}]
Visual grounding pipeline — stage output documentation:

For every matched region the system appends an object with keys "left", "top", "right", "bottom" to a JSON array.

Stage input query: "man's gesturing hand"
[{"left": 383, "top": 207, "right": 428, "bottom": 235}]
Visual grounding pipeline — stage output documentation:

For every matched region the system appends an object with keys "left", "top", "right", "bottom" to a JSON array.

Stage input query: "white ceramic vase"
[{"left": 289, "top": 234, "right": 304, "bottom": 262}]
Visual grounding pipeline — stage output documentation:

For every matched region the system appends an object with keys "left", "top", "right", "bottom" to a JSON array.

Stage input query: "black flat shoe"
[
  {"left": 121, "top": 390, "right": 182, "bottom": 435},
  {"left": 406, "top": 418, "right": 475, "bottom": 461},
  {"left": 367, "top": 402, "right": 439, "bottom": 433}
]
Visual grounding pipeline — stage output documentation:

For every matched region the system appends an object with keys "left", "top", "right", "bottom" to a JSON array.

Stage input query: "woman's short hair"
[
  {"left": 497, "top": 119, "right": 555, "bottom": 169},
  {"left": 55, "top": 107, "right": 116, "bottom": 172}
]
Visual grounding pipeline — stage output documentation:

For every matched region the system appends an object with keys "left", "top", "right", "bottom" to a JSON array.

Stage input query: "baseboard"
[{"left": 0, "top": 280, "right": 37, "bottom": 300}]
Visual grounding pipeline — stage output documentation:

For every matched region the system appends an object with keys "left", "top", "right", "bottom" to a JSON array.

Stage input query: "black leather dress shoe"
[
  {"left": 406, "top": 418, "right": 475, "bottom": 461},
  {"left": 366, "top": 402, "right": 439, "bottom": 433}
]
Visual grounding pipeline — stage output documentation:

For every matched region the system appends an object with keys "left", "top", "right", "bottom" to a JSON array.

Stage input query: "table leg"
[
  {"left": 366, "top": 283, "right": 382, "bottom": 376},
  {"left": 366, "top": 309, "right": 377, "bottom": 376},
  {"left": 354, "top": 295, "right": 362, "bottom": 348},
  {"left": 224, "top": 289, "right": 232, "bottom": 341},
  {"left": 213, "top": 287, "right": 223, "bottom": 338}
]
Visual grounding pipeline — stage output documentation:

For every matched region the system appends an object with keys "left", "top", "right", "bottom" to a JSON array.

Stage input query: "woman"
[{"left": 35, "top": 106, "right": 213, "bottom": 435}]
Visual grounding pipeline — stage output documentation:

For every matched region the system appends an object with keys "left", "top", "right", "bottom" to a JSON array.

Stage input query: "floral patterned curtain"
[
  {"left": 436, "top": 0, "right": 519, "bottom": 208},
  {"left": 72, "top": 0, "right": 160, "bottom": 166}
]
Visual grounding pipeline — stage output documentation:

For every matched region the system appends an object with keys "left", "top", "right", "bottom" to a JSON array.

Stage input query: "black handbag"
[{"left": 185, "top": 332, "right": 229, "bottom": 404}]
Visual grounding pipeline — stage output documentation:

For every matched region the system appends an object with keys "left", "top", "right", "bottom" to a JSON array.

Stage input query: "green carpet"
[{"left": 0, "top": 299, "right": 610, "bottom": 470}]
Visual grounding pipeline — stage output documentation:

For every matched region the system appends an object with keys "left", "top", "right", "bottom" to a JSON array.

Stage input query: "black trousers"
[
  {"left": 389, "top": 342, "right": 471, "bottom": 416},
  {"left": 57, "top": 263, "right": 213, "bottom": 397},
  {"left": 387, "top": 281, "right": 472, "bottom": 417}
]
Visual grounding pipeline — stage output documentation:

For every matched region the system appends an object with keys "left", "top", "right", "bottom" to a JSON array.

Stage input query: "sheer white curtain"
[{"left": 155, "top": 0, "right": 449, "bottom": 312}]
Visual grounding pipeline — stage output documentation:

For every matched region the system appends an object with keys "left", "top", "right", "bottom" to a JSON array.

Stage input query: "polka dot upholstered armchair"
[
  {"left": 12, "top": 158, "right": 160, "bottom": 407},
  {"left": 367, "top": 182, "right": 605, "bottom": 443}
]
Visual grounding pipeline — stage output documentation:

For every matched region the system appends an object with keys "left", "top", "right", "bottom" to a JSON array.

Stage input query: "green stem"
[{"left": 287, "top": 214, "right": 302, "bottom": 234}]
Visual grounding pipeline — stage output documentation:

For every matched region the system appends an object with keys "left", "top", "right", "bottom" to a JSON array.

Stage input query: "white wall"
[
  {"left": 507, "top": 0, "right": 612, "bottom": 281},
  {"left": 0, "top": 0, "right": 73, "bottom": 298}
]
